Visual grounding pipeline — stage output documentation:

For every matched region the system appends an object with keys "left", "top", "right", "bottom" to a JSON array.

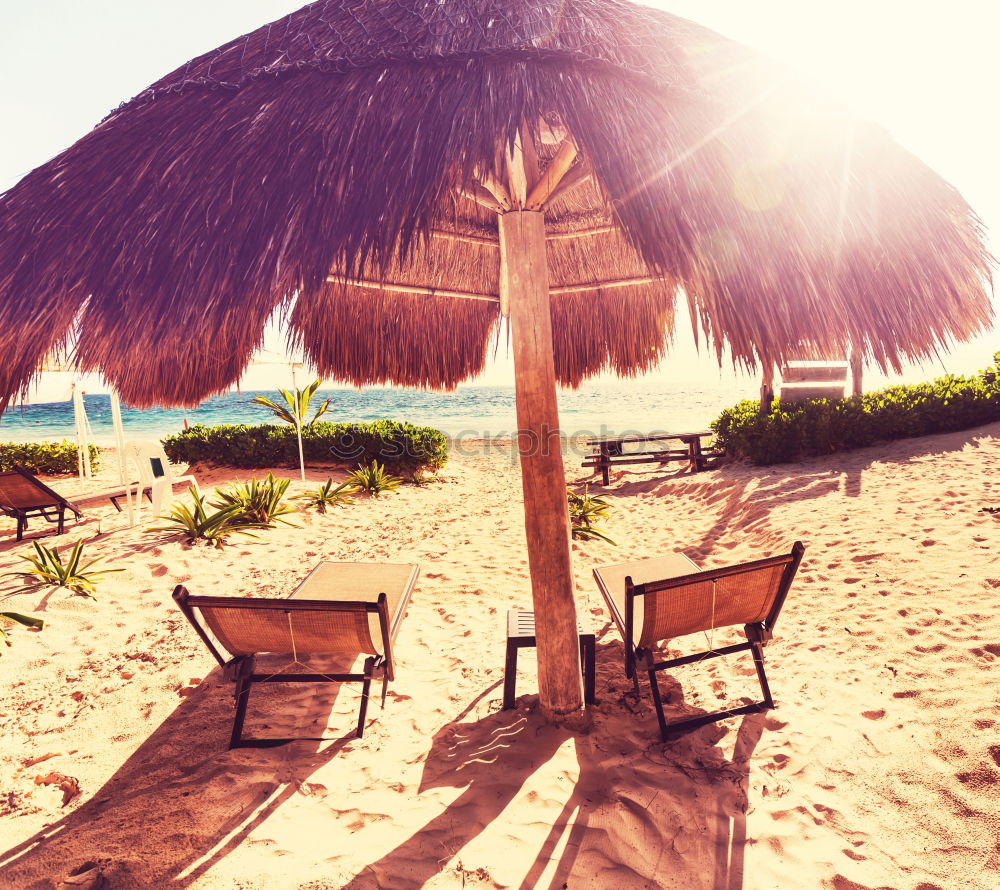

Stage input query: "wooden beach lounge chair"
[
  {"left": 0, "top": 466, "right": 84, "bottom": 541},
  {"left": 172, "top": 561, "right": 419, "bottom": 748},
  {"left": 593, "top": 542, "right": 805, "bottom": 738}
]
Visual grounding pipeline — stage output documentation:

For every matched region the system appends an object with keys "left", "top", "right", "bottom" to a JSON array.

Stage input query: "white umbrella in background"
[
  {"left": 108, "top": 392, "right": 127, "bottom": 485},
  {"left": 11, "top": 362, "right": 134, "bottom": 522},
  {"left": 71, "top": 380, "right": 93, "bottom": 481},
  {"left": 12, "top": 359, "right": 95, "bottom": 484}
]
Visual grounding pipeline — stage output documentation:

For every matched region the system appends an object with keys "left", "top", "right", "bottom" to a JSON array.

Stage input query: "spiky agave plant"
[
  {"left": 567, "top": 487, "right": 616, "bottom": 545},
  {"left": 345, "top": 461, "right": 402, "bottom": 497},
  {"left": 153, "top": 487, "right": 268, "bottom": 548},
  {"left": 293, "top": 478, "right": 357, "bottom": 513},
  {"left": 212, "top": 472, "right": 298, "bottom": 526},
  {"left": 1, "top": 593, "right": 44, "bottom": 654},
  {"left": 252, "top": 378, "right": 332, "bottom": 427},
  {"left": 2, "top": 540, "right": 124, "bottom": 599}
]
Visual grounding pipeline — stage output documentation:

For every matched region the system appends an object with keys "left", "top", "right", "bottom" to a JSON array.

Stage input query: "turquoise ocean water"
[{"left": 0, "top": 381, "right": 758, "bottom": 446}]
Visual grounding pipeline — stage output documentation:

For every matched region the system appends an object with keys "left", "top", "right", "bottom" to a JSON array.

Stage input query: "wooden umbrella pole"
[{"left": 499, "top": 209, "right": 583, "bottom": 716}]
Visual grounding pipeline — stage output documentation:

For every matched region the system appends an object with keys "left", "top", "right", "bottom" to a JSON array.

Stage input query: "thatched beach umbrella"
[{"left": 0, "top": 0, "right": 992, "bottom": 716}]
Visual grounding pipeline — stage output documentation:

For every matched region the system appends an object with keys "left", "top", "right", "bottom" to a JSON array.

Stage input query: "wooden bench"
[{"left": 582, "top": 431, "right": 720, "bottom": 485}]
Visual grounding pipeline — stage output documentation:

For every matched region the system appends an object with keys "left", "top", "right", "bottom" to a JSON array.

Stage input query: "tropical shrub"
[
  {"left": 568, "top": 487, "right": 616, "bottom": 545},
  {"left": 294, "top": 478, "right": 357, "bottom": 512},
  {"left": 712, "top": 356, "right": 1000, "bottom": 465},
  {"left": 163, "top": 420, "right": 448, "bottom": 475},
  {"left": 346, "top": 461, "right": 402, "bottom": 496},
  {"left": 1, "top": 602, "right": 43, "bottom": 654},
  {"left": 0, "top": 441, "right": 101, "bottom": 475},
  {"left": 252, "top": 378, "right": 332, "bottom": 427},
  {"left": 2, "top": 540, "right": 122, "bottom": 599},
  {"left": 153, "top": 487, "right": 267, "bottom": 548},
  {"left": 212, "top": 472, "right": 298, "bottom": 527}
]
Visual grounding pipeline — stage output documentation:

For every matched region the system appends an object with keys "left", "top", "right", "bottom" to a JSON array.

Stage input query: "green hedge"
[
  {"left": 712, "top": 357, "right": 1000, "bottom": 465},
  {"left": 162, "top": 421, "right": 449, "bottom": 475},
  {"left": 0, "top": 441, "right": 102, "bottom": 475}
]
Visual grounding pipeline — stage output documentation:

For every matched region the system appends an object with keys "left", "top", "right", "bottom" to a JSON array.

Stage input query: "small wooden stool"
[{"left": 502, "top": 610, "right": 596, "bottom": 710}]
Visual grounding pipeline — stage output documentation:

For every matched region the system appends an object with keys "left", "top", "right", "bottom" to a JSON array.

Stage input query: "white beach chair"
[{"left": 123, "top": 440, "right": 199, "bottom": 517}]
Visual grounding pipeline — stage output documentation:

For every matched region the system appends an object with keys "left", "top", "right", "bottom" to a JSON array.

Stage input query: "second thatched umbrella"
[{"left": 0, "top": 0, "right": 992, "bottom": 717}]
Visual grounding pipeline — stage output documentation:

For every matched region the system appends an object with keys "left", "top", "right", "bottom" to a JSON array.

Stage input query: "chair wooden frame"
[
  {"left": 0, "top": 466, "right": 84, "bottom": 541},
  {"left": 598, "top": 542, "right": 805, "bottom": 738},
  {"left": 173, "top": 580, "right": 412, "bottom": 749}
]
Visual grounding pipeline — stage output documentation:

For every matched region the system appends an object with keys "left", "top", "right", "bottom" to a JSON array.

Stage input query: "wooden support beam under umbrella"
[
  {"left": 0, "top": 0, "right": 993, "bottom": 721},
  {"left": 498, "top": 133, "right": 586, "bottom": 714}
]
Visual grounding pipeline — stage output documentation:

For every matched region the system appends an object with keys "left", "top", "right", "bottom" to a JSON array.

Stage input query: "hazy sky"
[{"left": 1, "top": 1, "right": 996, "bottom": 392}]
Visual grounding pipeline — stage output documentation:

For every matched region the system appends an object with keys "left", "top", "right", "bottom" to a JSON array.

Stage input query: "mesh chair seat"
[
  {"left": 594, "top": 543, "right": 805, "bottom": 738},
  {"left": 173, "top": 561, "right": 419, "bottom": 748},
  {"left": 197, "top": 602, "right": 380, "bottom": 658}
]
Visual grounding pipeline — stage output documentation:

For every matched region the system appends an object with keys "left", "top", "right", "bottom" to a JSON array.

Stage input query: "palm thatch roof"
[{"left": 0, "top": 0, "right": 992, "bottom": 408}]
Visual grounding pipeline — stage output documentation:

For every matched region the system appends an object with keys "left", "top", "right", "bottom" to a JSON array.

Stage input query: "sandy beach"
[{"left": 0, "top": 425, "right": 997, "bottom": 889}]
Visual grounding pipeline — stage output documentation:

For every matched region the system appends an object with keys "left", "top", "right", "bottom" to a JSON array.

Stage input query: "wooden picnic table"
[{"left": 582, "top": 430, "right": 719, "bottom": 485}]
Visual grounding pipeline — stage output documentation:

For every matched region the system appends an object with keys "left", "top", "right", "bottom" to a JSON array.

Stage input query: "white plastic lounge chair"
[{"left": 123, "top": 439, "right": 199, "bottom": 516}]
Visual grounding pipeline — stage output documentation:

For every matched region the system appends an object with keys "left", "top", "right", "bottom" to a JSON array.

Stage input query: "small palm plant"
[
  {"left": 212, "top": 472, "right": 298, "bottom": 527},
  {"left": 346, "top": 461, "right": 402, "bottom": 496},
  {"left": 293, "top": 478, "right": 357, "bottom": 513},
  {"left": 2, "top": 594, "right": 44, "bottom": 653},
  {"left": 2, "top": 540, "right": 124, "bottom": 599},
  {"left": 567, "top": 487, "right": 616, "bottom": 545},
  {"left": 154, "top": 487, "right": 267, "bottom": 548},
  {"left": 253, "top": 378, "right": 332, "bottom": 427}
]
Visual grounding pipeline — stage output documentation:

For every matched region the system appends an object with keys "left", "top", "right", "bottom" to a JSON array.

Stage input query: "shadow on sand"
[
  {"left": 578, "top": 424, "right": 998, "bottom": 561},
  {"left": 339, "top": 686, "right": 768, "bottom": 890},
  {"left": 0, "top": 656, "right": 361, "bottom": 888},
  {"left": 4, "top": 658, "right": 769, "bottom": 890}
]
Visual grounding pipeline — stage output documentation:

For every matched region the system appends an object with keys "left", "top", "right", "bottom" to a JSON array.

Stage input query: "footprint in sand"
[
  {"left": 970, "top": 643, "right": 1000, "bottom": 660},
  {"left": 435, "top": 608, "right": 456, "bottom": 624},
  {"left": 955, "top": 766, "right": 1000, "bottom": 791},
  {"left": 149, "top": 564, "right": 168, "bottom": 577},
  {"left": 862, "top": 709, "right": 885, "bottom": 720}
]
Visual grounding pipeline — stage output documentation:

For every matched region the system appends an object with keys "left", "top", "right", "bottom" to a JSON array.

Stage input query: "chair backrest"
[
  {"left": 0, "top": 466, "right": 74, "bottom": 513},
  {"left": 172, "top": 587, "right": 390, "bottom": 664},
  {"left": 124, "top": 440, "right": 175, "bottom": 487},
  {"left": 628, "top": 542, "right": 804, "bottom": 650}
]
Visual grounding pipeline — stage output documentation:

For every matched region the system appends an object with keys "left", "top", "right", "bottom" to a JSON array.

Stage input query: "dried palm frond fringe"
[{"left": 0, "top": 0, "right": 992, "bottom": 408}]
